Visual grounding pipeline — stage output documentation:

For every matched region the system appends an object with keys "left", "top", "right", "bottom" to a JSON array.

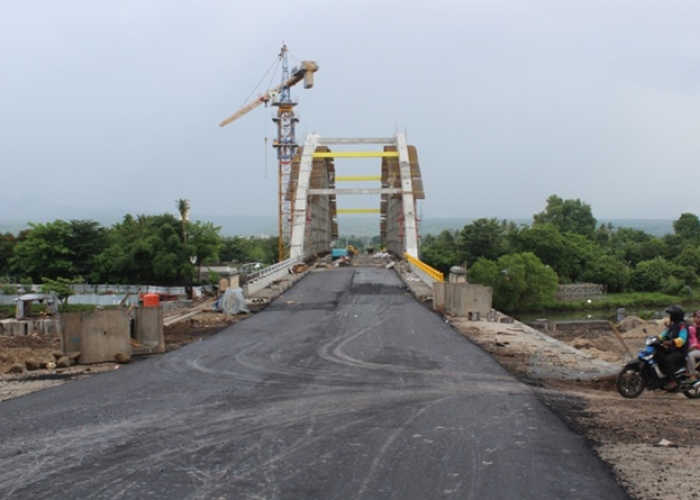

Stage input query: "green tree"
[
  {"left": 466, "top": 257, "right": 499, "bottom": 288},
  {"left": 602, "top": 227, "right": 664, "bottom": 267},
  {"left": 511, "top": 223, "right": 600, "bottom": 283},
  {"left": 469, "top": 252, "right": 558, "bottom": 311},
  {"left": 176, "top": 198, "right": 190, "bottom": 243},
  {"left": 458, "top": 218, "right": 509, "bottom": 264},
  {"left": 9, "top": 220, "right": 109, "bottom": 283},
  {"left": 673, "top": 245, "right": 700, "bottom": 276},
  {"left": 68, "top": 220, "right": 109, "bottom": 281},
  {"left": 10, "top": 220, "right": 75, "bottom": 281},
  {"left": 94, "top": 213, "right": 221, "bottom": 285},
  {"left": 0, "top": 232, "right": 17, "bottom": 277},
  {"left": 220, "top": 236, "right": 254, "bottom": 263},
  {"left": 419, "top": 230, "right": 459, "bottom": 274},
  {"left": 145, "top": 215, "right": 188, "bottom": 283},
  {"left": 593, "top": 222, "right": 615, "bottom": 247},
  {"left": 630, "top": 257, "right": 689, "bottom": 293},
  {"left": 220, "top": 236, "right": 278, "bottom": 265},
  {"left": 186, "top": 221, "right": 223, "bottom": 283},
  {"left": 252, "top": 236, "right": 278, "bottom": 264},
  {"left": 41, "top": 276, "right": 82, "bottom": 311},
  {"left": 661, "top": 233, "right": 687, "bottom": 262},
  {"left": 673, "top": 213, "right": 700, "bottom": 243},
  {"left": 533, "top": 194, "right": 597, "bottom": 238},
  {"left": 580, "top": 255, "right": 631, "bottom": 293}
]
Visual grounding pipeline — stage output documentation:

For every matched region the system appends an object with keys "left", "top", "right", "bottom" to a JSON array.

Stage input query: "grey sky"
[{"left": 2, "top": 0, "right": 699, "bottom": 224}]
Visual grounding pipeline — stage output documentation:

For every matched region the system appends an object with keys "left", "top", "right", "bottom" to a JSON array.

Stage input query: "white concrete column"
[
  {"left": 289, "top": 134, "right": 318, "bottom": 259},
  {"left": 396, "top": 133, "right": 418, "bottom": 257}
]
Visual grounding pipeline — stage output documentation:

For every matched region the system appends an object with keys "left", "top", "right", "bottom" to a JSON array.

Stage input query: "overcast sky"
[{"left": 2, "top": 0, "right": 699, "bottom": 224}]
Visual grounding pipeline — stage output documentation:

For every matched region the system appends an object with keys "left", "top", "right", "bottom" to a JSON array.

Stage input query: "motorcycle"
[{"left": 616, "top": 335, "right": 700, "bottom": 399}]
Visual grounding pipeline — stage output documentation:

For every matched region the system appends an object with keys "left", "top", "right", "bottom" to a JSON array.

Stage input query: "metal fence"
[
  {"left": 243, "top": 255, "right": 305, "bottom": 297},
  {"left": 0, "top": 284, "right": 199, "bottom": 306},
  {"left": 555, "top": 283, "right": 606, "bottom": 302}
]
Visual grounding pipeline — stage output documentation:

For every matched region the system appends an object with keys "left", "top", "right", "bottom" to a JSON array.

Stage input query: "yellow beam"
[
  {"left": 337, "top": 209, "right": 381, "bottom": 214},
  {"left": 336, "top": 175, "right": 381, "bottom": 181},
  {"left": 312, "top": 151, "right": 399, "bottom": 158},
  {"left": 404, "top": 253, "right": 444, "bottom": 282}
]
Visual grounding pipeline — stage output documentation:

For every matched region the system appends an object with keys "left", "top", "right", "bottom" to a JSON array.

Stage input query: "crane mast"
[
  {"left": 219, "top": 45, "right": 318, "bottom": 261},
  {"left": 273, "top": 46, "right": 298, "bottom": 261}
]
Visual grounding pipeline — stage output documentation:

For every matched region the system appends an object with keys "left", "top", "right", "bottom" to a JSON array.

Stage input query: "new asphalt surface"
[{"left": 0, "top": 267, "right": 628, "bottom": 499}]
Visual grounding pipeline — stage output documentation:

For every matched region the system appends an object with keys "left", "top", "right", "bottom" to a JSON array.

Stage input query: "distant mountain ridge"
[
  {"left": 414, "top": 218, "right": 674, "bottom": 238},
  {"left": 0, "top": 212, "right": 675, "bottom": 238}
]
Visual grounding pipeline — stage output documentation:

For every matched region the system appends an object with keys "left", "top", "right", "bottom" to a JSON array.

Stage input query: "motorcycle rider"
[
  {"left": 658, "top": 304, "right": 689, "bottom": 390},
  {"left": 685, "top": 310, "right": 700, "bottom": 382}
]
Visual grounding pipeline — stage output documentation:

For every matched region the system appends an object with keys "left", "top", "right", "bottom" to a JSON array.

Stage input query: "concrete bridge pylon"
[{"left": 287, "top": 133, "right": 425, "bottom": 260}]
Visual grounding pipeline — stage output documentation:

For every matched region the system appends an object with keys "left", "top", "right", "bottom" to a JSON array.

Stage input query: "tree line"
[
  {"left": 0, "top": 210, "right": 279, "bottom": 288},
  {"left": 0, "top": 207, "right": 380, "bottom": 292},
  {"left": 419, "top": 195, "right": 700, "bottom": 311},
  {"left": 4, "top": 194, "right": 695, "bottom": 312}
]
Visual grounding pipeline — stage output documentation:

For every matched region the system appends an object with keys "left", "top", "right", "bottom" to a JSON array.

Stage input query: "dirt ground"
[{"left": 0, "top": 308, "right": 696, "bottom": 500}]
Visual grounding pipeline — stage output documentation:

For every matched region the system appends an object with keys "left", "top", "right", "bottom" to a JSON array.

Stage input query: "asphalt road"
[{"left": 0, "top": 267, "right": 628, "bottom": 499}]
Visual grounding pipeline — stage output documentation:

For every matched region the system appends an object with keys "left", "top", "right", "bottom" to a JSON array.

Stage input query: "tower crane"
[{"left": 219, "top": 45, "right": 319, "bottom": 261}]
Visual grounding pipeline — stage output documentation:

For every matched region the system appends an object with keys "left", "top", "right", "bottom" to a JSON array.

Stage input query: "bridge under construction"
[
  {"left": 219, "top": 46, "right": 424, "bottom": 261},
  {"left": 286, "top": 132, "right": 424, "bottom": 260}
]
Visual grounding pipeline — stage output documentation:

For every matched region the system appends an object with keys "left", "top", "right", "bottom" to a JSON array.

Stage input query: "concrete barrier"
[
  {"left": 433, "top": 282, "right": 493, "bottom": 318},
  {"left": 0, "top": 318, "right": 61, "bottom": 336}
]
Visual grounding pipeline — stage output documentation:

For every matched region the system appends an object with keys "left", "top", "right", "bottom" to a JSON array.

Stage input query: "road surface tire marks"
[{"left": 0, "top": 268, "right": 628, "bottom": 499}]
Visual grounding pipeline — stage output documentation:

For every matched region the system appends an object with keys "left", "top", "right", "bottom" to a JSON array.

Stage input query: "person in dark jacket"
[{"left": 658, "top": 305, "right": 689, "bottom": 390}]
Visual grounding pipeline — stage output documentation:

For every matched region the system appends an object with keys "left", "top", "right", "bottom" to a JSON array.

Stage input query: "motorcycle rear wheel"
[{"left": 616, "top": 364, "right": 645, "bottom": 398}]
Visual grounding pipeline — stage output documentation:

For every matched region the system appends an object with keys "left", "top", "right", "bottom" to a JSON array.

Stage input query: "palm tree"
[
  {"left": 176, "top": 199, "right": 190, "bottom": 244},
  {"left": 176, "top": 199, "right": 194, "bottom": 298}
]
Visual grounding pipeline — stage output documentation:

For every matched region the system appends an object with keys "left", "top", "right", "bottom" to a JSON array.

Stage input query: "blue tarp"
[{"left": 331, "top": 248, "right": 348, "bottom": 259}]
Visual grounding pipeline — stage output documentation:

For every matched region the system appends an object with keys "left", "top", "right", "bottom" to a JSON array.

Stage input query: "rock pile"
[{"left": 2, "top": 350, "right": 78, "bottom": 374}]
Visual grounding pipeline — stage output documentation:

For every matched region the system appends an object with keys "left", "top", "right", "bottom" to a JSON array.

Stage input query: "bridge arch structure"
[{"left": 284, "top": 133, "right": 425, "bottom": 260}]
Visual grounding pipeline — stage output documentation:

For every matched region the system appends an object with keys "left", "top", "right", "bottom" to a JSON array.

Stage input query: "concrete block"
[
  {"left": 2, "top": 320, "right": 28, "bottom": 336},
  {"left": 0, "top": 319, "right": 12, "bottom": 335},
  {"left": 61, "top": 314, "right": 83, "bottom": 354},
  {"left": 81, "top": 309, "right": 131, "bottom": 364},
  {"left": 63, "top": 309, "right": 130, "bottom": 364},
  {"left": 433, "top": 282, "right": 445, "bottom": 311},
  {"left": 434, "top": 283, "right": 492, "bottom": 318},
  {"left": 134, "top": 307, "right": 164, "bottom": 354}
]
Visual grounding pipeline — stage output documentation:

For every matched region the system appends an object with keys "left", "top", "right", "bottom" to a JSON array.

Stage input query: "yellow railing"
[
  {"left": 336, "top": 175, "right": 382, "bottom": 181},
  {"left": 312, "top": 151, "right": 399, "bottom": 158},
  {"left": 404, "top": 253, "right": 444, "bottom": 282},
  {"left": 337, "top": 208, "right": 381, "bottom": 214}
]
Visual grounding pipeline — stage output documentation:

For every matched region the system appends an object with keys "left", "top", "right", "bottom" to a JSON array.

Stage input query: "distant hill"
[
  {"left": 0, "top": 213, "right": 675, "bottom": 239},
  {"left": 600, "top": 219, "right": 674, "bottom": 237},
  {"left": 413, "top": 218, "right": 674, "bottom": 238}
]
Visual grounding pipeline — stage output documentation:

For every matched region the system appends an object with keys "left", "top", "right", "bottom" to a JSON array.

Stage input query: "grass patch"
[
  {"left": 518, "top": 291, "right": 700, "bottom": 319},
  {"left": 0, "top": 303, "right": 102, "bottom": 320}
]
